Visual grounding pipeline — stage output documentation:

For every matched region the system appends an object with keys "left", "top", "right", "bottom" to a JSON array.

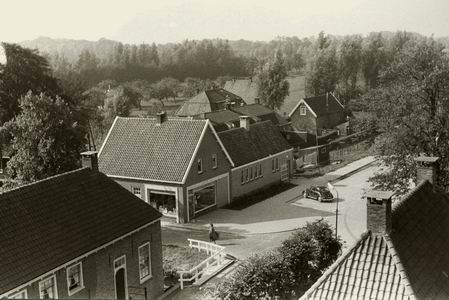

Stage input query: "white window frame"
[
  {"left": 66, "top": 262, "right": 84, "bottom": 296},
  {"left": 132, "top": 187, "right": 142, "bottom": 198},
  {"left": 197, "top": 158, "right": 203, "bottom": 174},
  {"left": 240, "top": 170, "right": 245, "bottom": 185},
  {"left": 300, "top": 105, "right": 306, "bottom": 116},
  {"left": 39, "top": 275, "right": 58, "bottom": 299},
  {"left": 9, "top": 290, "right": 27, "bottom": 299},
  {"left": 211, "top": 154, "right": 218, "bottom": 169},
  {"left": 138, "top": 242, "right": 152, "bottom": 283}
]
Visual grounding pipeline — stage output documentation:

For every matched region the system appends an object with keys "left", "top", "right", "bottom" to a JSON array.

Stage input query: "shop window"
[
  {"left": 138, "top": 242, "right": 152, "bottom": 282},
  {"left": 192, "top": 184, "right": 216, "bottom": 213},
  {"left": 148, "top": 190, "right": 177, "bottom": 218},
  {"left": 132, "top": 187, "right": 141, "bottom": 198},
  {"left": 212, "top": 154, "right": 218, "bottom": 169},
  {"left": 67, "top": 263, "right": 83, "bottom": 296},
  {"left": 39, "top": 276, "right": 57, "bottom": 299},
  {"left": 197, "top": 159, "right": 203, "bottom": 174}
]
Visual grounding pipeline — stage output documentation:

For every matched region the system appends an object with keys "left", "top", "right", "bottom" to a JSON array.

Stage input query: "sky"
[{"left": 1, "top": 0, "right": 449, "bottom": 43}]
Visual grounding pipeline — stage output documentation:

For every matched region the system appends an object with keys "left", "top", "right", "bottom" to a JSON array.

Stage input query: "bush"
[{"left": 216, "top": 220, "right": 342, "bottom": 299}]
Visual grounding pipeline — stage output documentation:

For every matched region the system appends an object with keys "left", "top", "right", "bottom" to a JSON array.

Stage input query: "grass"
[
  {"left": 163, "top": 244, "right": 210, "bottom": 287},
  {"left": 225, "top": 182, "right": 297, "bottom": 210}
]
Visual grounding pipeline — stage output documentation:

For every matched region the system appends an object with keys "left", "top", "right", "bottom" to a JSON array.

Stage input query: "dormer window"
[{"left": 300, "top": 105, "right": 306, "bottom": 116}]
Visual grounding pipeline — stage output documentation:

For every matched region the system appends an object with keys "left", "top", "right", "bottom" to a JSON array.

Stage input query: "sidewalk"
[{"left": 163, "top": 156, "right": 378, "bottom": 235}]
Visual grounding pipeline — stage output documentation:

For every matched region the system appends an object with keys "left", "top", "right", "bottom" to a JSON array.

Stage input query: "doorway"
[{"left": 114, "top": 256, "right": 127, "bottom": 299}]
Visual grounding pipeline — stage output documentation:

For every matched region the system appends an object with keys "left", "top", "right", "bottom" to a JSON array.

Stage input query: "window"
[
  {"left": 67, "top": 263, "right": 84, "bottom": 296},
  {"left": 250, "top": 167, "right": 253, "bottom": 180},
  {"left": 138, "top": 242, "right": 152, "bottom": 282},
  {"left": 272, "top": 159, "right": 275, "bottom": 172},
  {"left": 241, "top": 170, "right": 245, "bottom": 184},
  {"left": 9, "top": 290, "right": 27, "bottom": 299},
  {"left": 132, "top": 187, "right": 141, "bottom": 198},
  {"left": 212, "top": 154, "right": 218, "bottom": 169},
  {"left": 275, "top": 158, "right": 279, "bottom": 171},
  {"left": 258, "top": 164, "right": 263, "bottom": 177},
  {"left": 39, "top": 276, "right": 57, "bottom": 299},
  {"left": 245, "top": 168, "right": 249, "bottom": 182},
  {"left": 197, "top": 159, "right": 203, "bottom": 174},
  {"left": 300, "top": 105, "right": 306, "bottom": 116}
]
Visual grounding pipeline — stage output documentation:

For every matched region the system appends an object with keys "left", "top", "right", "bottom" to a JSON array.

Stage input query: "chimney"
[
  {"left": 254, "top": 97, "right": 260, "bottom": 105},
  {"left": 414, "top": 156, "right": 439, "bottom": 185},
  {"left": 239, "top": 116, "right": 250, "bottom": 130},
  {"left": 365, "top": 190, "right": 394, "bottom": 236},
  {"left": 156, "top": 111, "right": 167, "bottom": 125},
  {"left": 81, "top": 151, "right": 99, "bottom": 171}
]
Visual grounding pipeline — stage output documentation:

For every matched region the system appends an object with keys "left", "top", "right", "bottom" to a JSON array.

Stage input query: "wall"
[
  {"left": 297, "top": 145, "right": 329, "bottom": 166},
  {"left": 231, "top": 150, "right": 293, "bottom": 200},
  {"left": 290, "top": 105, "right": 317, "bottom": 134},
  {"left": 14, "top": 222, "right": 164, "bottom": 300}
]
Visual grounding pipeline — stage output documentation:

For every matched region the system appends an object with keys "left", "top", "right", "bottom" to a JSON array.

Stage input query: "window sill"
[
  {"left": 68, "top": 285, "right": 85, "bottom": 297},
  {"left": 140, "top": 275, "right": 152, "bottom": 284}
]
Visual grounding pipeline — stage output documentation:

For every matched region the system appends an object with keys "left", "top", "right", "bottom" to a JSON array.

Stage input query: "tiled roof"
[
  {"left": 175, "top": 88, "right": 244, "bottom": 116},
  {"left": 201, "top": 110, "right": 242, "bottom": 125},
  {"left": 232, "top": 104, "right": 288, "bottom": 126},
  {"left": 301, "top": 180, "right": 449, "bottom": 300},
  {"left": 218, "top": 121, "right": 292, "bottom": 166},
  {"left": 224, "top": 79, "right": 259, "bottom": 104},
  {"left": 99, "top": 117, "right": 208, "bottom": 183},
  {"left": 291, "top": 93, "right": 345, "bottom": 117},
  {"left": 0, "top": 168, "right": 161, "bottom": 295}
]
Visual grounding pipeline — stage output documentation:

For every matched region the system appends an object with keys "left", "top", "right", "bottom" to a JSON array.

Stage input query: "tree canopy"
[{"left": 366, "top": 37, "right": 449, "bottom": 194}]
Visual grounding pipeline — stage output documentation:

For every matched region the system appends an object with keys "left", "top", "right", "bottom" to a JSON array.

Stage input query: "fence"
[{"left": 178, "top": 239, "right": 227, "bottom": 289}]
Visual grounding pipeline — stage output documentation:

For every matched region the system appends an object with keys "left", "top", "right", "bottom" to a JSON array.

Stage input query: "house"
[
  {"left": 300, "top": 156, "right": 449, "bottom": 299},
  {"left": 98, "top": 113, "right": 234, "bottom": 223},
  {"left": 195, "top": 103, "right": 289, "bottom": 132},
  {"left": 0, "top": 151, "right": 164, "bottom": 299},
  {"left": 223, "top": 78, "right": 260, "bottom": 105},
  {"left": 289, "top": 92, "right": 349, "bottom": 138},
  {"left": 218, "top": 117, "right": 293, "bottom": 199},
  {"left": 175, "top": 88, "right": 246, "bottom": 117}
]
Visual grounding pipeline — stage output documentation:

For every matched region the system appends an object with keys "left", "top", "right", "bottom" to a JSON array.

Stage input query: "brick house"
[
  {"left": 289, "top": 92, "right": 349, "bottom": 139},
  {"left": 0, "top": 152, "right": 164, "bottom": 299},
  {"left": 301, "top": 156, "right": 449, "bottom": 299},
  {"left": 98, "top": 113, "right": 234, "bottom": 223},
  {"left": 175, "top": 88, "right": 246, "bottom": 117},
  {"left": 218, "top": 118, "right": 293, "bottom": 199}
]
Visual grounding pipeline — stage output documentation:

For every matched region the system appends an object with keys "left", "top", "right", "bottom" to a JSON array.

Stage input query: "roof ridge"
[
  {"left": 300, "top": 231, "right": 372, "bottom": 300},
  {"left": 382, "top": 235, "right": 416, "bottom": 298},
  {"left": 116, "top": 116, "right": 204, "bottom": 122},
  {"left": 392, "top": 180, "right": 429, "bottom": 212},
  {"left": 0, "top": 167, "right": 89, "bottom": 196}
]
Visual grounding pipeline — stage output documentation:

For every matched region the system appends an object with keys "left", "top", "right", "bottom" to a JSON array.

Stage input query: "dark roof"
[
  {"left": 0, "top": 168, "right": 161, "bottom": 294},
  {"left": 202, "top": 110, "right": 242, "bottom": 125},
  {"left": 301, "top": 181, "right": 449, "bottom": 300},
  {"left": 99, "top": 117, "right": 208, "bottom": 183},
  {"left": 224, "top": 79, "right": 259, "bottom": 104},
  {"left": 232, "top": 104, "right": 288, "bottom": 127},
  {"left": 175, "top": 88, "right": 245, "bottom": 116},
  {"left": 291, "top": 93, "right": 345, "bottom": 117},
  {"left": 218, "top": 121, "right": 292, "bottom": 166}
]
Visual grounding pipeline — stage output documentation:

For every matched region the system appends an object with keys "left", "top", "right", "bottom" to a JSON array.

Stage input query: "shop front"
[{"left": 144, "top": 184, "right": 178, "bottom": 221}]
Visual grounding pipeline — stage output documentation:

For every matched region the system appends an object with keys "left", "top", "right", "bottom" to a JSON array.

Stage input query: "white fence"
[{"left": 178, "top": 238, "right": 227, "bottom": 289}]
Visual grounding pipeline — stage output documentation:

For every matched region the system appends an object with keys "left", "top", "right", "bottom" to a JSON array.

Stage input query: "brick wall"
[
  {"left": 16, "top": 222, "right": 164, "bottom": 299},
  {"left": 366, "top": 198, "right": 391, "bottom": 236}
]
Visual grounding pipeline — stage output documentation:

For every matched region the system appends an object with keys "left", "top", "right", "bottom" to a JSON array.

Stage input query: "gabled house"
[
  {"left": 218, "top": 118, "right": 293, "bottom": 199},
  {"left": 300, "top": 156, "right": 449, "bottom": 300},
  {"left": 289, "top": 93, "right": 349, "bottom": 138},
  {"left": 175, "top": 88, "right": 246, "bottom": 117},
  {"left": 223, "top": 78, "right": 260, "bottom": 105},
  {"left": 0, "top": 152, "right": 164, "bottom": 299},
  {"left": 98, "top": 113, "right": 234, "bottom": 223}
]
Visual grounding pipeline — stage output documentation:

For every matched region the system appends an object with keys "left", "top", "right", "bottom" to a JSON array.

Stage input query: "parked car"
[{"left": 303, "top": 186, "right": 334, "bottom": 202}]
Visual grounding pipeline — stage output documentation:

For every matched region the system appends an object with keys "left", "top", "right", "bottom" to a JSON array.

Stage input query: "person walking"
[{"left": 209, "top": 223, "right": 219, "bottom": 244}]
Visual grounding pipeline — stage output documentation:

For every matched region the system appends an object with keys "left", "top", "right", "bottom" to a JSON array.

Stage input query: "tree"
[
  {"left": 366, "top": 37, "right": 449, "bottom": 194},
  {"left": 305, "top": 44, "right": 339, "bottom": 97},
  {"left": 256, "top": 50, "right": 290, "bottom": 110},
  {"left": 0, "top": 92, "right": 86, "bottom": 185},
  {"left": 337, "top": 36, "right": 363, "bottom": 103},
  {"left": 0, "top": 43, "right": 60, "bottom": 124},
  {"left": 151, "top": 77, "right": 181, "bottom": 102},
  {"left": 215, "top": 220, "right": 342, "bottom": 299},
  {"left": 361, "top": 33, "right": 388, "bottom": 90}
]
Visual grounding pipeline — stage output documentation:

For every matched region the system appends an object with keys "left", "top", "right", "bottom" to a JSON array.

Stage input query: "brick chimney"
[
  {"left": 81, "top": 151, "right": 98, "bottom": 171},
  {"left": 365, "top": 190, "right": 394, "bottom": 236},
  {"left": 414, "top": 156, "right": 439, "bottom": 185},
  {"left": 239, "top": 116, "right": 250, "bottom": 130},
  {"left": 156, "top": 111, "right": 167, "bottom": 125}
]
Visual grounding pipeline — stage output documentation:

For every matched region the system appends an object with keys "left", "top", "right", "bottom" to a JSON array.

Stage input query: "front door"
[{"left": 114, "top": 256, "right": 127, "bottom": 300}]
